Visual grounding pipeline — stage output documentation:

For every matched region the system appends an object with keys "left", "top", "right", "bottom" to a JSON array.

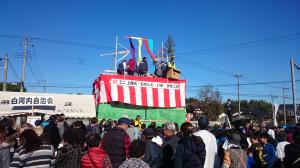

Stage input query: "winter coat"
[
  {"left": 138, "top": 61, "right": 148, "bottom": 73},
  {"left": 143, "top": 140, "right": 163, "bottom": 168},
  {"left": 127, "top": 59, "right": 136, "bottom": 72},
  {"left": 119, "top": 158, "right": 150, "bottom": 168},
  {"left": 163, "top": 134, "right": 180, "bottom": 155},
  {"left": 263, "top": 143, "right": 276, "bottom": 168},
  {"left": 43, "top": 123, "right": 61, "bottom": 150},
  {"left": 101, "top": 126, "right": 130, "bottom": 168},
  {"left": 86, "top": 124, "right": 101, "bottom": 136},
  {"left": 56, "top": 144, "right": 84, "bottom": 168},
  {"left": 175, "top": 135, "right": 206, "bottom": 168},
  {"left": 81, "top": 147, "right": 112, "bottom": 168}
]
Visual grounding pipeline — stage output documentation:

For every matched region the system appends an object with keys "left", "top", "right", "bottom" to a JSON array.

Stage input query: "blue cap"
[{"left": 118, "top": 117, "right": 131, "bottom": 126}]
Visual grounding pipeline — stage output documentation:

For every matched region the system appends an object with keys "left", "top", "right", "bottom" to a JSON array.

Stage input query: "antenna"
[{"left": 99, "top": 36, "right": 129, "bottom": 73}]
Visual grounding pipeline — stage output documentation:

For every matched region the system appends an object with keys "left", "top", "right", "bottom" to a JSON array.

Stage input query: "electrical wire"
[
  {"left": 27, "top": 60, "right": 39, "bottom": 82},
  {"left": 8, "top": 60, "right": 21, "bottom": 80},
  {"left": 0, "top": 34, "right": 113, "bottom": 49},
  {"left": 187, "top": 79, "right": 300, "bottom": 88},
  {"left": 176, "top": 32, "right": 300, "bottom": 57}
]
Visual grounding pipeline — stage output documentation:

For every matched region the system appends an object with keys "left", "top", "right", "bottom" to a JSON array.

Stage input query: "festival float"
[{"left": 93, "top": 36, "right": 186, "bottom": 125}]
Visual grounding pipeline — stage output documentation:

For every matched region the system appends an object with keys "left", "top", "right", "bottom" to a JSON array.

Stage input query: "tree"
[
  {"left": 186, "top": 97, "right": 201, "bottom": 113},
  {"left": 164, "top": 34, "right": 175, "bottom": 56},
  {"left": 222, "top": 99, "right": 272, "bottom": 113},
  {"left": 198, "top": 85, "right": 222, "bottom": 103},
  {"left": 0, "top": 82, "right": 26, "bottom": 92},
  {"left": 198, "top": 85, "right": 222, "bottom": 120}
]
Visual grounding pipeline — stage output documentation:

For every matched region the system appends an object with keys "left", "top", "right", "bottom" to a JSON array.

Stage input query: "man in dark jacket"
[
  {"left": 138, "top": 57, "right": 148, "bottom": 76},
  {"left": 163, "top": 122, "right": 179, "bottom": 154},
  {"left": 283, "top": 128, "right": 300, "bottom": 168},
  {"left": 117, "top": 60, "right": 127, "bottom": 75},
  {"left": 101, "top": 117, "right": 131, "bottom": 168},
  {"left": 162, "top": 122, "right": 179, "bottom": 168},
  {"left": 42, "top": 115, "right": 61, "bottom": 150},
  {"left": 176, "top": 122, "right": 206, "bottom": 168},
  {"left": 225, "top": 99, "right": 233, "bottom": 123},
  {"left": 141, "top": 128, "right": 162, "bottom": 168}
]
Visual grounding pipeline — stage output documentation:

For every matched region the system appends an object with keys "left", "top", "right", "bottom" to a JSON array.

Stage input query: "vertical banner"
[
  {"left": 138, "top": 39, "right": 143, "bottom": 63},
  {"left": 129, "top": 38, "right": 135, "bottom": 59}
]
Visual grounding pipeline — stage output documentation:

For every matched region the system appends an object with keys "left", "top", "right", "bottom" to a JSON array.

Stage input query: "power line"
[
  {"left": 27, "top": 61, "right": 39, "bottom": 82},
  {"left": 0, "top": 34, "right": 113, "bottom": 49},
  {"left": 26, "top": 84, "right": 91, "bottom": 89},
  {"left": 176, "top": 32, "right": 300, "bottom": 57},
  {"left": 243, "top": 76, "right": 284, "bottom": 89},
  {"left": 8, "top": 60, "right": 21, "bottom": 80},
  {"left": 187, "top": 79, "right": 300, "bottom": 88},
  {"left": 186, "top": 89, "right": 300, "bottom": 100},
  {"left": 29, "top": 46, "right": 44, "bottom": 79}
]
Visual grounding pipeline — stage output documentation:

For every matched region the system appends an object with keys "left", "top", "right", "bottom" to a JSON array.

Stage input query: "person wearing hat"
[
  {"left": 141, "top": 128, "right": 163, "bottom": 168},
  {"left": 101, "top": 117, "right": 131, "bottom": 168},
  {"left": 222, "top": 130, "right": 247, "bottom": 168},
  {"left": 167, "top": 55, "right": 176, "bottom": 70},
  {"left": 193, "top": 116, "right": 218, "bottom": 168}
]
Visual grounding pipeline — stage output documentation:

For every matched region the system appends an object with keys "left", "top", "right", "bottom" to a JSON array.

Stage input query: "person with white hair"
[
  {"left": 161, "top": 122, "right": 180, "bottom": 168},
  {"left": 163, "top": 122, "right": 179, "bottom": 154}
]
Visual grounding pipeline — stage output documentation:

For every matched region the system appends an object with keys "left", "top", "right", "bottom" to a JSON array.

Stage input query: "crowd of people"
[
  {"left": 0, "top": 114, "right": 300, "bottom": 168},
  {"left": 117, "top": 56, "right": 176, "bottom": 78}
]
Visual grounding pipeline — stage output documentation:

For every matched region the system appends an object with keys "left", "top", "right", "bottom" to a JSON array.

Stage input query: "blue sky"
[{"left": 0, "top": 0, "right": 300, "bottom": 104}]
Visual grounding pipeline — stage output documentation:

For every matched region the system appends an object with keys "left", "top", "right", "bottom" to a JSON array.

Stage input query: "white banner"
[
  {"left": 111, "top": 79, "right": 180, "bottom": 89},
  {"left": 10, "top": 96, "right": 55, "bottom": 106},
  {"left": 0, "top": 92, "right": 96, "bottom": 118}
]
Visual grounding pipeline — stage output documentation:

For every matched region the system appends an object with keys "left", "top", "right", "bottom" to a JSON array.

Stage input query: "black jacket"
[
  {"left": 163, "top": 135, "right": 180, "bottom": 155},
  {"left": 175, "top": 135, "right": 206, "bottom": 168},
  {"left": 102, "top": 126, "right": 128, "bottom": 168},
  {"left": 43, "top": 123, "right": 61, "bottom": 150},
  {"left": 139, "top": 61, "right": 148, "bottom": 72},
  {"left": 143, "top": 140, "right": 163, "bottom": 168}
]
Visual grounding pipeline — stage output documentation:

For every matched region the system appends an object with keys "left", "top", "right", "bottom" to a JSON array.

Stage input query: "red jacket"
[
  {"left": 127, "top": 58, "right": 136, "bottom": 71},
  {"left": 81, "top": 147, "right": 112, "bottom": 168}
]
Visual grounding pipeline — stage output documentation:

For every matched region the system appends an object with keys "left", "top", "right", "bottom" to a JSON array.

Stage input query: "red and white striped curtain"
[{"left": 94, "top": 74, "right": 186, "bottom": 108}]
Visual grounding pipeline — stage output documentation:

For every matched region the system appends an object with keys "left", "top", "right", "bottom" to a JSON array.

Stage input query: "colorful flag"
[
  {"left": 138, "top": 39, "right": 143, "bottom": 63},
  {"left": 129, "top": 38, "right": 135, "bottom": 59},
  {"left": 143, "top": 39, "right": 156, "bottom": 61}
]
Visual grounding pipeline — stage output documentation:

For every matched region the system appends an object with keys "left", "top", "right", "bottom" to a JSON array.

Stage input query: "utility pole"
[
  {"left": 234, "top": 74, "right": 242, "bottom": 119},
  {"left": 290, "top": 58, "right": 299, "bottom": 124},
  {"left": 39, "top": 80, "right": 47, "bottom": 93},
  {"left": 283, "top": 88, "right": 289, "bottom": 125},
  {"left": 20, "top": 35, "right": 29, "bottom": 92},
  {"left": 3, "top": 54, "right": 8, "bottom": 91}
]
